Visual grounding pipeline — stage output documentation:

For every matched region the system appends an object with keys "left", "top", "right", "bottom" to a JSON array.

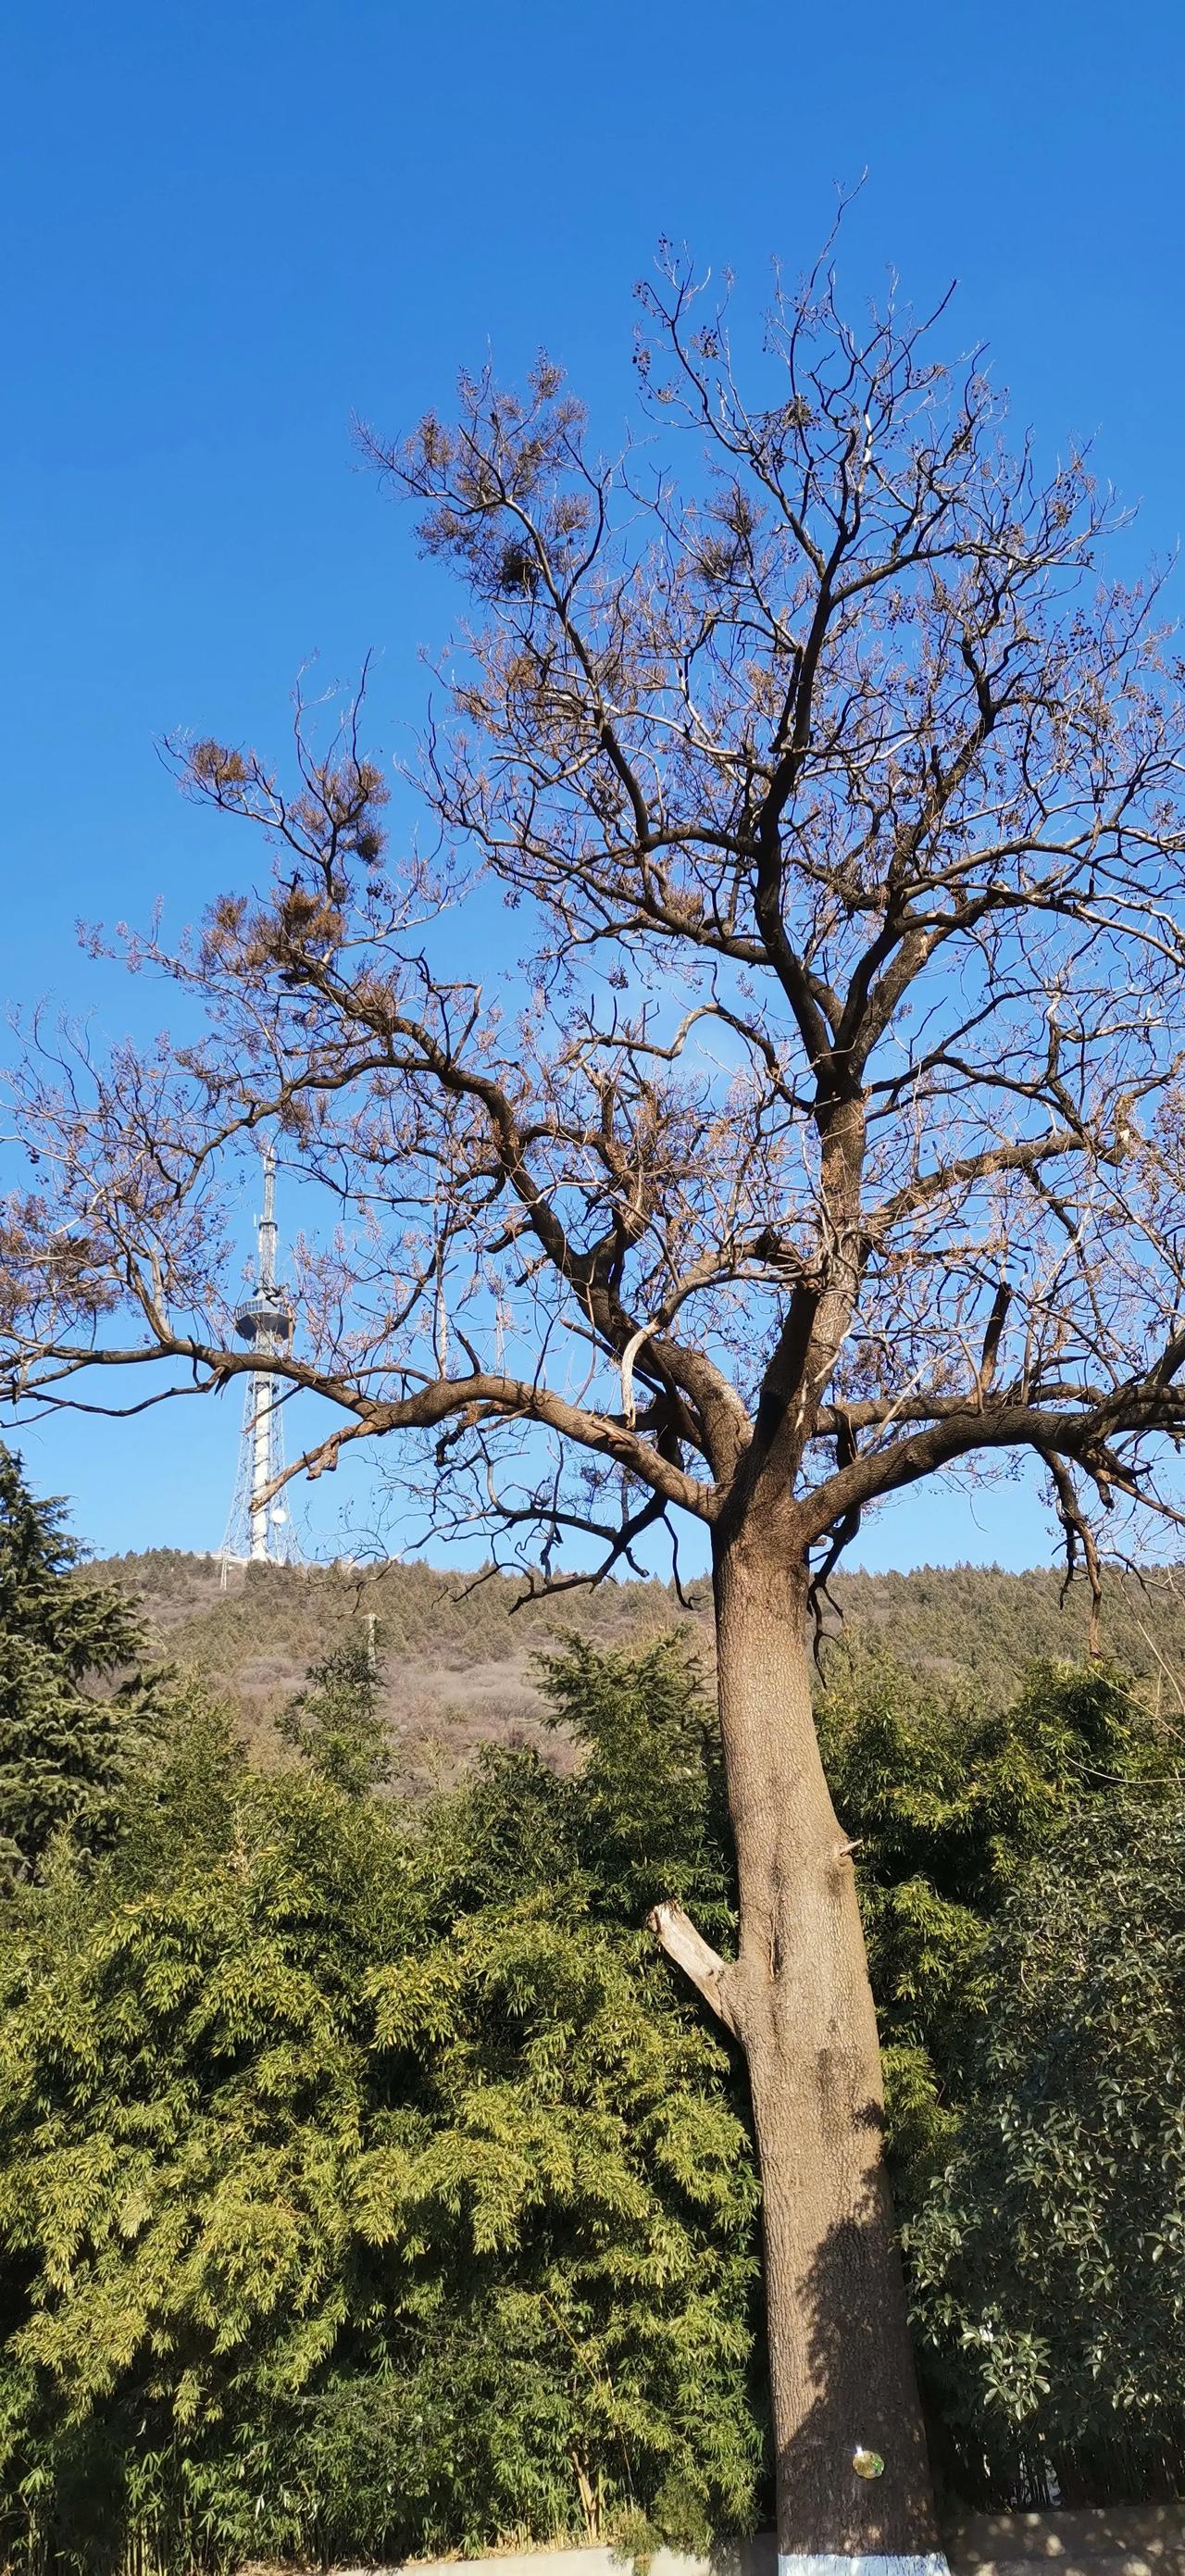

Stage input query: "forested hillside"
[{"left": 90, "top": 1549, "right": 1185, "bottom": 1788}]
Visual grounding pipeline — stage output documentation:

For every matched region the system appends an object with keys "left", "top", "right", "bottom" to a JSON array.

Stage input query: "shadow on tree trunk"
[{"left": 769, "top": 2178, "right": 943, "bottom": 2566}]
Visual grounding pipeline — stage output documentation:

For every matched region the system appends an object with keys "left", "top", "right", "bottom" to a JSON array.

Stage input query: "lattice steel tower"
[{"left": 220, "top": 1144, "right": 301, "bottom": 1578}]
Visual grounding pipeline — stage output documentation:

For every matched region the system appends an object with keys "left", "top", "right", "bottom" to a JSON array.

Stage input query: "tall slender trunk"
[{"left": 712, "top": 1523, "right": 943, "bottom": 2573}]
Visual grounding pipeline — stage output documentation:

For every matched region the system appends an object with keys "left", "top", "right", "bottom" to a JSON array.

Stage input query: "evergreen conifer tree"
[
  {"left": 0, "top": 1445, "right": 156, "bottom": 1874},
  {"left": 278, "top": 1629, "right": 391, "bottom": 1795}
]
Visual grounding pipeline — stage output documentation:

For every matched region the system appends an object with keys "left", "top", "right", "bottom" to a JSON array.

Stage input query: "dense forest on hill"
[{"left": 89, "top": 1549, "right": 1185, "bottom": 1789}]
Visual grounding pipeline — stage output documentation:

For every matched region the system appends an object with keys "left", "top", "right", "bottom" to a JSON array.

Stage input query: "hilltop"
[{"left": 90, "top": 1547, "right": 1185, "bottom": 1793}]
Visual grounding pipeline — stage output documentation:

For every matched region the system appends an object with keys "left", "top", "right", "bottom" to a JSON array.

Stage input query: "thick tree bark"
[{"left": 710, "top": 1526, "right": 942, "bottom": 2570}]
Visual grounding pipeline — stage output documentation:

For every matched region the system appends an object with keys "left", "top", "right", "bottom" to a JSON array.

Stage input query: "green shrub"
[
  {"left": 906, "top": 1788, "right": 1185, "bottom": 2506},
  {"left": 0, "top": 1636, "right": 762, "bottom": 2571}
]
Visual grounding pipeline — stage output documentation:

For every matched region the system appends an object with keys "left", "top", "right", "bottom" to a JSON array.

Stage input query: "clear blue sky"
[{"left": 4, "top": 0, "right": 1184, "bottom": 1571}]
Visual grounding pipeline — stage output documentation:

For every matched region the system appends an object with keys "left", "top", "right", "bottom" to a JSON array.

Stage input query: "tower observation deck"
[{"left": 219, "top": 1144, "right": 301, "bottom": 1578}]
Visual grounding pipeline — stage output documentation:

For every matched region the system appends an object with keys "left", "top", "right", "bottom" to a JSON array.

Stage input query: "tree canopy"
[
  {"left": 6, "top": 252, "right": 1185, "bottom": 1598},
  {"left": 0, "top": 1445, "right": 158, "bottom": 1876},
  {"left": 277, "top": 1629, "right": 392, "bottom": 1795}
]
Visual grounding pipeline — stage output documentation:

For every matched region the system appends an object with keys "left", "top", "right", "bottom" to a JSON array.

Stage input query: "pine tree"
[
  {"left": 0, "top": 1446, "right": 156, "bottom": 1874},
  {"left": 277, "top": 1629, "right": 391, "bottom": 1794}
]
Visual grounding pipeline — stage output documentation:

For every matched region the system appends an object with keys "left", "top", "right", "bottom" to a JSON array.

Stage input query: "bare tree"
[{"left": 6, "top": 245, "right": 1185, "bottom": 2567}]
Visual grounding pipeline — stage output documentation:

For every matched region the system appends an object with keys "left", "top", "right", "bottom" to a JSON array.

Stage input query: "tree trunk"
[{"left": 712, "top": 1525, "right": 945, "bottom": 2574}]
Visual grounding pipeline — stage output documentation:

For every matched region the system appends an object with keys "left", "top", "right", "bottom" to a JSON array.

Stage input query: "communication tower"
[{"left": 219, "top": 1143, "right": 301, "bottom": 1581}]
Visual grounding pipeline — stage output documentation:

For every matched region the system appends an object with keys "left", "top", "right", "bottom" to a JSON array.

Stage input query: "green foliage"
[
  {"left": 905, "top": 1789, "right": 1185, "bottom": 2505},
  {"left": 497, "top": 1630, "right": 734, "bottom": 1934},
  {"left": 828, "top": 1560, "right": 1185, "bottom": 1706},
  {"left": 0, "top": 1447, "right": 158, "bottom": 1876},
  {"left": 816, "top": 1652, "right": 1185, "bottom": 2503},
  {"left": 0, "top": 1621, "right": 762, "bottom": 2572},
  {"left": 356, "top": 1890, "right": 760, "bottom": 2558},
  {"left": 5, "top": 1468, "right": 1185, "bottom": 2562},
  {"left": 94, "top": 1545, "right": 1185, "bottom": 1768},
  {"left": 817, "top": 1654, "right": 1166, "bottom": 2189},
  {"left": 277, "top": 1628, "right": 391, "bottom": 1794}
]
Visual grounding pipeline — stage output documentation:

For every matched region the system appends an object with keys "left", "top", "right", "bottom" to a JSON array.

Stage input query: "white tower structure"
[{"left": 219, "top": 1144, "right": 301, "bottom": 1580}]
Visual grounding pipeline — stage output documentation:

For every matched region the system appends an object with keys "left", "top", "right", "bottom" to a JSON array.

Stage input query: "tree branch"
[{"left": 646, "top": 1902, "right": 742, "bottom": 2038}]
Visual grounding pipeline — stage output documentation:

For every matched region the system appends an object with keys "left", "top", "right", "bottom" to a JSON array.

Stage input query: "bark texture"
[{"left": 711, "top": 1532, "right": 939, "bottom": 2559}]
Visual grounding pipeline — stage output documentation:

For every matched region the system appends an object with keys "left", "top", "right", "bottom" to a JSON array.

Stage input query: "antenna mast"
[{"left": 219, "top": 1143, "right": 301, "bottom": 1582}]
